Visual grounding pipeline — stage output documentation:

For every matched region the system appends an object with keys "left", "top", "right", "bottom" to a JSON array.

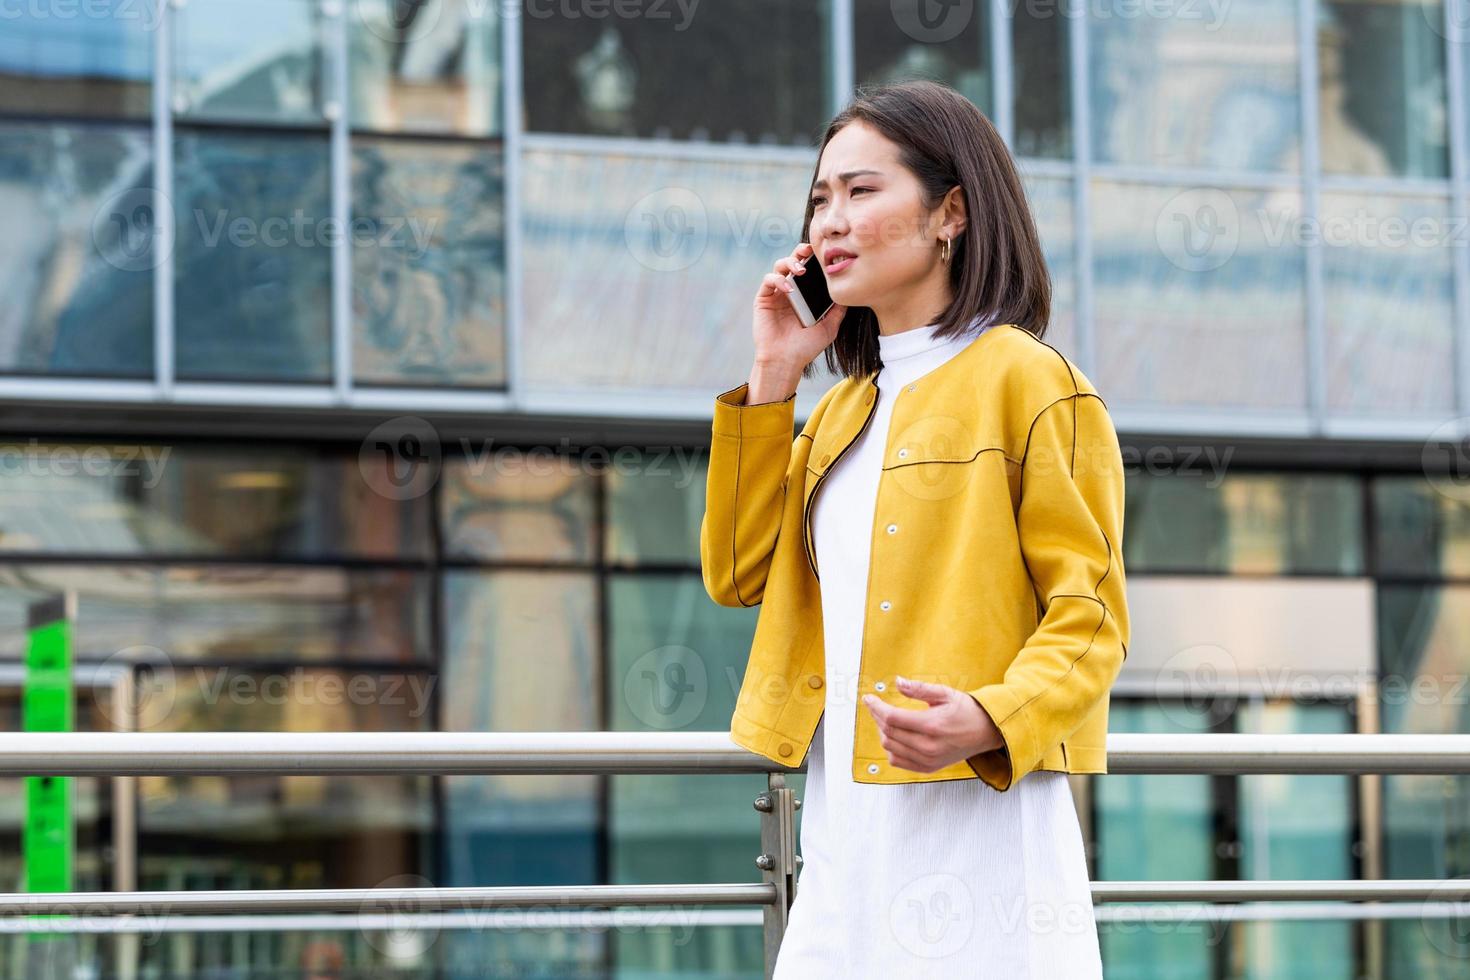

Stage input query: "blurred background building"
[{"left": 0, "top": 0, "right": 1467, "bottom": 976}]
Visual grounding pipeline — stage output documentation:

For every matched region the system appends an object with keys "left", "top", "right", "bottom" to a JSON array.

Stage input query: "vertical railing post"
[{"left": 754, "top": 772, "right": 800, "bottom": 978}]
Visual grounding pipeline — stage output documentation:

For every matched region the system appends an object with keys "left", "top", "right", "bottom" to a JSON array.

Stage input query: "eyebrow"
[{"left": 810, "top": 169, "right": 884, "bottom": 193}]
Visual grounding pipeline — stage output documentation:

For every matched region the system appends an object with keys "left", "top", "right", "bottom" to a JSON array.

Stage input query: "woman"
[{"left": 699, "top": 80, "right": 1128, "bottom": 975}]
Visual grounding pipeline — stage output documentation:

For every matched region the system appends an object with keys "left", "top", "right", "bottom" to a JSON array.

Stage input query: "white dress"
[{"left": 772, "top": 316, "right": 1104, "bottom": 978}]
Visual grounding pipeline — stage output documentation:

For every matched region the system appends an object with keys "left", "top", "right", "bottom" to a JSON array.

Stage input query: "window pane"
[
  {"left": 606, "top": 450, "right": 707, "bottom": 565},
  {"left": 173, "top": 130, "right": 332, "bottom": 382},
  {"left": 522, "top": 0, "right": 829, "bottom": 144},
  {"left": 1373, "top": 475, "right": 1470, "bottom": 579},
  {"left": 520, "top": 147, "right": 825, "bottom": 391},
  {"left": 0, "top": 442, "right": 431, "bottom": 560},
  {"left": 1235, "top": 702, "right": 1354, "bottom": 980},
  {"left": 607, "top": 573, "right": 768, "bottom": 974},
  {"left": 1092, "top": 181, "right": 1307, "bottom": 409},
  {"left": 441, "top": 570, "right": 600, "bottom": 886},
  {"left": 1377, "top": 584, "right": 1470, "bottom": 971},
  {"left": 0, "top": 564, "right": 432, "bottom": 663},
  {"left": 1124, "top": 471, "right": 1364, "bottom": 575},
  {"left": 1090, "top": 0, "right": 1300, "bottom": 171},
  {"left": 0, "top": 122, "right": 153, "bottom": 377},
  {"left": 173, "top": 0, "right": 325, "bottom": 123},
  {"left": 1097, "top": 701, "right": 1217, "bottom": 977},
  {"left": 350, "top": 0, "right": 503, "bottom": 137},
  {"left": 138, "top": 667, "right": 435, "bottom": 893},
  {"left": 0, "top": 1, "right": 151, "bottom": 118},
  {"left": 440, "top": 454, "right": 596, "bottom": 563},
  {"left": 854, "top": 0, "right": 991, "bottom": 115},
  {"left": 1322, "top": 192, "right": 1454, "bottom": 413},
  {"left": 351, "top": 138, "right": 508, "bottom": 387},
  {"left": 1023, "top": 173, "right": 1076, "bottom": 357},
  {"left": 1013, "top": 0, "right": 1070, "bottom": 157},
  {"left": 1318, "top": 0, "right": 1448, "bottom": 178}
]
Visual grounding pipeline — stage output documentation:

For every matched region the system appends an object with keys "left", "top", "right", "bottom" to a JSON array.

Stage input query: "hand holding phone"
[{"left": 750, "top": 242, "right": 848, "bottom": 381}]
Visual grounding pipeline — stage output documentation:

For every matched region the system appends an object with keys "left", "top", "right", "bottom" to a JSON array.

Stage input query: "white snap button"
[
  {"left": 886, "top": 523, "right": 898, "bottom": 534},
  {"left": 879, "top": 600, "right": 891, "bottom": 611},
  {"left": 907, "top": 384, "right": 916, "bottom": 392},
  {"left": 897, "top": 448, "right": 908, "bottom": 458},
  {"left": 868, "top": 763, "right": 879, "bottom": 774},
  {"left": 875, "top": 681, "right": 886, "bottom": 692}
]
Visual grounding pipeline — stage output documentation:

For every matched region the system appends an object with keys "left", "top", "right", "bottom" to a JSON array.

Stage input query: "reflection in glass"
[
  {"left": 0, "top": 564, "right": 431, "bottom": 663},
  {"left": 1089, "top": 0, "right": 1300, "bottom": 171},
  {"left": 350, "top": 0, "right": 503, "bottom": 136},
  {"left": 138, "top": 667, "right": 435, "bottom": 895},
  {"left": 1376, "top": 583, "right": 1470, "bottom": 973},
  {"left": 1097, "top": 701, "right": 1217, "bottom": 976},
  {"left": 1022, "top": 174, "right": 1076, "bottom": 357},
  {"left": 172, "top": 0, "right": 324, "bottom": 123},
  {"left": 854, "top": 0, "right": 991, "bottom": 116},
  {"left": 441, "top": 570, "right": 600, "bottom": 887},
  {"left": 1371, "top": 475, "right": 1470, "bottom": 580},
  {"left": 1092, "top": 181, "right": 1307, "bottom": 409},
  {"left": 351, "top": 138, "right": 507, "bottom": 387},
  {"left": 0, "top": 442, "right": 431, "bottom": 560},
  {"left": 440, "top": 454, "right": 595, "bottom": 562},
  {"left": 1317, "top": 0, "right": 1447, "bottom": 178},
  {"left": 1013, "top": 0, "right": 1070, "bottom": 157},
  {"left": 1321, "top": 192, "right": 1454, "bottom": 413},
  {"left": 607, "top": 573, "right": 769, "bottom": 975},
  {"left": 522, "top": 0, "right": 828, "bottom": 144},
  {"left": 605, "top": 451, "right": 708, "bottom": 565},
  {"left": 0, "top": 123, "right": 153, "bottom": 377},
  {"left": 1124, "top": 471, "right": 1363, "bottom": 575},
  {"left": 173, "top": 130, "right": 332, "bottom": 382},
  {"left": 520, "top": 147, "right": 815, "bottom": 389},
  {"left": 1235, "top": 701, "right": 1354, "bottom": 979},
  {"left": 0, "top": 1, "right": 151, "bottom": 118}
]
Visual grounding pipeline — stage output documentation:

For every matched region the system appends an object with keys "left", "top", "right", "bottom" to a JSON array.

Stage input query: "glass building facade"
[{"left": 2, "top": 0, "right": 1470, "bottom": 975}]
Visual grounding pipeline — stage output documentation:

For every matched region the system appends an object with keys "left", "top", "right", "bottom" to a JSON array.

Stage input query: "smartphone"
[{"left": 784, "top": 245, "right": 834, "bottom": 328}]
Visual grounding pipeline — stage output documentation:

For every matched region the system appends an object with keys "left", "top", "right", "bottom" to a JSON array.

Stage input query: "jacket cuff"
[
  {"left": 713, "top": 382, "right": 798, "bottom": 439},
  {"left": 964, "top": 685, "right": 1032, "bottom": 792}
]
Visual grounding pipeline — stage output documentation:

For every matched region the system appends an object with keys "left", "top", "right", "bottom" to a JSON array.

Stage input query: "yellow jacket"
[{"left": 699, "top": 323, "right": 1129, "bottom": 790}]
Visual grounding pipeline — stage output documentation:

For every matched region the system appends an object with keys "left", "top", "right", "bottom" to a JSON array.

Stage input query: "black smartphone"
[{"left": 784, "top": 244, "right": 834, "bottom": 328}]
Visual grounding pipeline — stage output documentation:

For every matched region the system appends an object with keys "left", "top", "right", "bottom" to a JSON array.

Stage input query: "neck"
[{"left": 870, "top": 275, "right": 954, "bottom": 338}]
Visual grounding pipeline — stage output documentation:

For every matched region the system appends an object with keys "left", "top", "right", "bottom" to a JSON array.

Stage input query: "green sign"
[{"left": 24, "top": 594, "right": 73, "bottom": 896}]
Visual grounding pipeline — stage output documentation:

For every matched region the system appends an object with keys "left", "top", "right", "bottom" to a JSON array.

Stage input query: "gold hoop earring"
[{"left": 940, "top": 236, "right": 952, "bottom": 264}]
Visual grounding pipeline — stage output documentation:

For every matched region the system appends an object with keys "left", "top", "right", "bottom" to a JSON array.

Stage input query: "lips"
[{"left": 824, "top": 249, "right": 857, "bottom": 274}]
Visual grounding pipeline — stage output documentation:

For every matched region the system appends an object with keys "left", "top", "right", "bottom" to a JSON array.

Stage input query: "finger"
[
  {"left": 873, "top": 700, "right": 942, "bottom": 737},
  {"left": 761, "top": 273, "right": 795, "bottom": 296},
  {"left": 880, "top": 725, "right": 936, "bottom": 759},
  {"left": 894, "top": 675, "right": 954, "bottom": 705}
]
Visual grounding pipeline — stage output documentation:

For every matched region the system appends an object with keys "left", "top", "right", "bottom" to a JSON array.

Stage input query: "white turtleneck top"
[{"left": 772, "top": 314, "right": 1105, "bottom": 978}]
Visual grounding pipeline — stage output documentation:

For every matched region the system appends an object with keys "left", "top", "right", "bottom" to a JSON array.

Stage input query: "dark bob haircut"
[{"left": 799, "top": 79, "right": 1052, "bottom": 382}]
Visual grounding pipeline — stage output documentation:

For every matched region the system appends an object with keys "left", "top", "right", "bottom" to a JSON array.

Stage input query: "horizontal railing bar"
[
  {"left": 0, "top": 884, "right": 777, "bottom": 915},
  {"left": 5, "top": 901, "right": 1470, "bottom": 934},
  {"left": 0, "top": 880, "right": 1462, "bottom": 918},
  {"left": 1092, "top": 879, "right": 1470, "bottom": 901},
  {"left": 0, "top": 732, "right": 1469, "bottom": 776}
]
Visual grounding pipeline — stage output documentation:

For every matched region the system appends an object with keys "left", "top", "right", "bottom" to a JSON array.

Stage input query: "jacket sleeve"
[
  {"left": 964, "top": 390, "right": 1130, "bottom": 791},
  {"left": 699, "top": 381, "right": 801, "bottom": 607}
]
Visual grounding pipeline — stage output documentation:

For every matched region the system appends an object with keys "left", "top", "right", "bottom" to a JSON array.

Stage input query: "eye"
[
  {"left": 810, "top": 195, "right": 826, "bottom": 208},
  {"left": 851, "top": 187, "right": 871, "bottom": 195}
]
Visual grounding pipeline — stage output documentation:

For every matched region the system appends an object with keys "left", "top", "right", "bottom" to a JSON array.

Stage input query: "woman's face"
[{"left": 806, "top": 120, "right": 953, "bottom": 313}]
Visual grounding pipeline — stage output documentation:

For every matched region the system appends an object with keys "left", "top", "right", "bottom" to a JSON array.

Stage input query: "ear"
[{"left": 942, "top": 185, "right": 968, "bottom": 241}]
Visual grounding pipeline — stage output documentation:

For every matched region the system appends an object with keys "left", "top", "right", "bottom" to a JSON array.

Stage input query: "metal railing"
[{"left": 2, "top": 731, "right": 1469, "bottom": 977}]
